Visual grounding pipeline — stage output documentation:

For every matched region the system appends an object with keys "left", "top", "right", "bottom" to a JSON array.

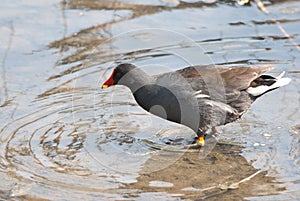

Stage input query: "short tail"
[{"left": 246, "top": 71, "right": 291, "bottom": 97}]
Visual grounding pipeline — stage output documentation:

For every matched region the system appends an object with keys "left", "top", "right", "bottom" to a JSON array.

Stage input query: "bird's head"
[{"left": 101, "top": 63, "right": 137, "bottom": 89}]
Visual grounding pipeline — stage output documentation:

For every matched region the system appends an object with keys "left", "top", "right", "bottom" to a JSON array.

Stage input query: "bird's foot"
[{"left": 197, "top": 136, "right": 205, "bottom": 147}]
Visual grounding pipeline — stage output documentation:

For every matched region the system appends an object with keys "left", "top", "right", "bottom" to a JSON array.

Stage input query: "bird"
[{"left": 101, "top": 63, "right": 291, "bottom": 146}]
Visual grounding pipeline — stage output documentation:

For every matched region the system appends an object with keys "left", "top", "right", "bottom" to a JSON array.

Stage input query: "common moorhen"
[{"left": 102, "top": 63, "right": 291, "bottom": 146}]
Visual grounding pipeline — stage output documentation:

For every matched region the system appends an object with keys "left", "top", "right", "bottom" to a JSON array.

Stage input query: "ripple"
[
  {"left": 0, "top": 64, "right": 199, "bottom": 199},
  {"left": 1, "top": 2, "right": 300, "bottom": 199}
]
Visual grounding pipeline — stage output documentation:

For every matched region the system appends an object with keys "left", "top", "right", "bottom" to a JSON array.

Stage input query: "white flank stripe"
[
  {"left": 194, "top": 90, "right": 210, "bottom": 99},
  {"left": 205, "top": 100, "right": 235, "bottom": 114},
  {"left": 193, "top": 90, "right": 202, "bottom": 96},
  {"left": 195, "top": 94, "right": 210, "bottom": 98}
]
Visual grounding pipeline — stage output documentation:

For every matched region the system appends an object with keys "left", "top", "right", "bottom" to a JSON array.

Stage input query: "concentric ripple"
[
  {"left": 0, "top": 35, "right": 214, "bottom": 199},
  {"left": 0, "top": 78, "right": 196, "bottom": 200}
]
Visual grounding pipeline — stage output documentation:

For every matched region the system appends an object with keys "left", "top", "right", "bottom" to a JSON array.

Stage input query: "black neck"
[{"left": 118, "top": 68, "right": 154, "bottom": 93}]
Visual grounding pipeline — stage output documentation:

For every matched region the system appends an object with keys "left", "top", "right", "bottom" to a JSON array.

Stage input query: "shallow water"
[{"left": 0, "top": 0, "right": 300, "bottom": 200}]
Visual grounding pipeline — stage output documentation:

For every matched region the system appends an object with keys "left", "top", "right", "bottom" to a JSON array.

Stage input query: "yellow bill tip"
[{"left": 102, "top": 84, "right": 108, "bottom": 89}]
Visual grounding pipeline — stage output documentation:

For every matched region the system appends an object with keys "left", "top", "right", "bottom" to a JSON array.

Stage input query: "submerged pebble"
[
  {"left": 149, "top": 181, "right": 174, "bottom": 188},
  {"left": 181, "top": 187, "right": 200, "bottom": 191}
]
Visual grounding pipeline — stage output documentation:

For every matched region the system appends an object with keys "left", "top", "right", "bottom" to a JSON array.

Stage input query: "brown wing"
[
  {"left": 178, "top": 64, "right": 274, "bottom": 90},
  {"left": 219, "top": 64, "right": 274, "bottom": 91},
  {"left": 176, "top": 64, "right": 274, "bottom": 101}
]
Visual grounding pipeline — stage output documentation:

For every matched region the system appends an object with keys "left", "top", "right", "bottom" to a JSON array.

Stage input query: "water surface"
[{"left": 0, "top": 0, "right": 299, "bottom": 200}]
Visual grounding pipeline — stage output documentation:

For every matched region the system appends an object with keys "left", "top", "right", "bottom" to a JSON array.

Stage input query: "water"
[{"left": 0, "top": 0, "right": 299, "bottom": 200}]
